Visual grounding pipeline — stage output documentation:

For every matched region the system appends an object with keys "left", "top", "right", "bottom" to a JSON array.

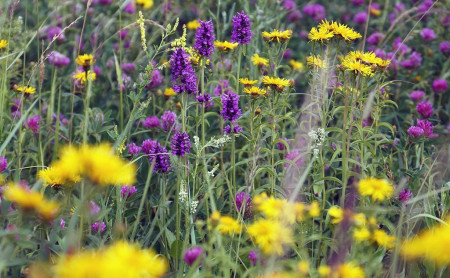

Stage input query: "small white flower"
[
  {"left": 208, "top": 164, "right": 219, "bottom": 177},
  {"left": 190, "top": 200, "right": 199, "bottom": 214}
]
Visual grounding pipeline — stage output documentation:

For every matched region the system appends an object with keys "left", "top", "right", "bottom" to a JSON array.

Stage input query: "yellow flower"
[
  {"left": 372, "top": 229, "right": 395, "bottom": 249},
  {"left": 15, "top": 85, "right": 36, "bottom": 95},
  {"left": 135, "top": 0, "right": 154, "bottom": 9},
  {"left": 306, "top": 55, "right": 326, "bottom": 69},
  {"left": 262, "top": 29, "right": 293, "bottom": 43},
  {"left": 75, "top": 54, "right": 95, "bottom": 67},
  {"left": 289, "top": 60, "right": 304, "bottom": 71},
  {"left": 358, "top": 177, "right": 393, "bottom": 201},
  {"left": 318, "top": 265, "right": 331, "bottom": 277},
  {"left": 308, "top": 201, "right": 320, "bottom": 217},
  {"left": 53, "top": 241, "right": 167, "bottom": 278},
  {"left": 187, "top": 20, "right": 200, "bottom": 30},
  {"left": 38, "top": 166, "right": 81, "bottom": 187},
  {"left": 73, "top": 70, "right": 97, "bottom": 85},
  {"left": 79, "top": 144, "right": 136, "bottom": 186},
  {"left": 341, "top": 59, "right": 374, "bottom": 77},
  {"left": 3, "top": 183, "right": 59, "bottom": 220},
  {"left": 217, "top": 215, "right": 242, "bottom": 235},
  {"left": 164, "top": 88, "right": 176, "bottom": 97},
  {"left": 353, "top": 227, "right": 371, "bottom": 243},
  {"left": 297, "top": 260, "right": 309, "bottom": 275},
  {"left": 328, "top": 206, "right": 344, "bottom": 224},
  {"left": 351, "top": 213, "right": 366, "bottom": 226},
  {"left": 239, "top": 78, "right": 258, "bottom": 87},
  {"left": 401, "top": 218, "right": 450, "bottom": 265},
  {"left": 262, "top": 76, "right": 292, "bottom": 91},
  {"left": 308, "top": 27, "right": 334, "bottom": 43},
  {"left": 244, "top": 86, "right": 266, "bottom": 96},
  {"left": 214, "top": 41, "right": 238, "bottom": 52},
  {"left": 251, "top": 53, "right": 269, "bottom": 67},
  {"left": 0, "top": 40, "right": 8, "bottom": 50},
  {"left": 329, "top": 22, "right": 362, "bottom": 41},
  {"left": 247, "top": 219, "right": 293, "bottom": 255},
  {"left": 338, "top": 262, "right": 365, "bottom": 278}
]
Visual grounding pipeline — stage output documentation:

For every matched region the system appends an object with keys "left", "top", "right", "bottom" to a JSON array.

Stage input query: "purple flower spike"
[
  {"left": 235, "top": 192, "right": 252, "bottom": 219},
  {"left": 91, "top": 221, "right": 106, "bottom": 233},
  {"left": 184, "top": 247, "right": 203, "bottom": 266},
  {"left": 141, "top": 139, "right": 171, "bottom": 173},
  {"left": 249, "top": 251, "right": 259, "bottom": 266},
  {"left": 171, "top": 131, "right": 191, "bottom": 157},
  {"left": 231, "top": 11, "right": 252, "bottom": 45},
  {"left": 221, "top": 91, "right": 241, "bottom": 123},
  {"left": 194, "top": 20, "right": 215, "bottom": 57},
  {"left": 170, "top": 48, "right": 198, "bottom": 94},
  {"left": 121, "top": 185, "right": 137, "bottom": 199}
]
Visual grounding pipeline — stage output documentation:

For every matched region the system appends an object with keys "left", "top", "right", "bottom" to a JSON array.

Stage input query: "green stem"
[{"left": 130, "top": 163, "right": 153, "bottom": 241}]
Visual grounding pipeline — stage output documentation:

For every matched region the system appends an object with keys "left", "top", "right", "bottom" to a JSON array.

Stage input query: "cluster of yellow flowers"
[
  {"left": 340, "top": 51, "right": 390, "bottom": 77},
  {"left": 308, "top": 20, "right": 361, "bottom": 43},
  {"left": 14, "top": 85, "right": 37, "bottom": 95},
  {"left": 38, "top": 144, "right": 136, "bottom": 187},
  {"left": 358, "top": 177, "right": 394, "bottom": 201},
  {"left": 214, "top": 41, "right": 239, "bottom": 52},
  {"left": 208, "top": 211, "right": 242, "bottom": 235},
  {"left": 51, "top": 241, "right": 167, "bottom": 278},
  {"left": 259, "top": 261, "right": 365, "bottom": 278},
  {"left": 3, "top": 183, "right": 59, "bottom": 220},
  {"left": 245, "top": 193, "right": 320, "bottom": 255}
]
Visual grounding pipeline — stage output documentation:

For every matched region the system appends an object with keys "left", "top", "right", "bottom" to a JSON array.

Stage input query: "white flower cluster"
[
  {"left": 209, "top": 135, "right": 231, "bottom": 148},
  {"left": 308, "top": 128, "right": 327, "bottom": 158},
  {"left": 193, "top": 136, "right": 201, "bottom": 151},
  {"left": 179, "top": 180, "right": 188, "bottom": 203},
  {"left": 190, "top": 200, "right": 199, "bottom": 214}
]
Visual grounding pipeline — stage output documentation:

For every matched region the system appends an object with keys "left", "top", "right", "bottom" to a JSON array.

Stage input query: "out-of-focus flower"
[
  {"left": 353, "top": 226, "right": 371, "bottom": 243},
  {"left": 306, "top": 55, "right": 326, "bottom": 69},
  {"left": 235, "top": 192, "right": 252, "bottom": 219},
  {"left": 0, "top": 157, "right": 7, "bottom": 172},
  {"left": 91, "top": 221, "right": 106, "bottom": 233},
  {"left": 184, "top": 247, "right": 203, "bottom": 266},
  {"left": 214, "top": 41, "right": 238, "bottom": 52},
  {"left": 432, "top": 79, "right": 448, "bottom": 93},
  {"left": 416, "top": 101, "right": 434, "bottom": 118},
  {"left": 247, "top": 218, "right": 293, "bottom": 255},
  {"left": 0, "top": 40, "right": 8, "bottom": 50},
  {"left": 367, "top": 32, "right": 384, "bottom": 45},
  {"left": 302, "top": 4, "right": 326, "bottom": 21},
  {"left": 262, "top": 29, "right": 292, "bottom": 43},
  {"left": 161, "top": 110, "right": 177, "bottom": 132},
  {"left": 194, "top": 20, "right": 215, "bottom": 57},
  {"left": 73, "top": 69, "right": 96, "bottom": 85},
  {"left": 3, "top": 183, "right": 59, "bottom": 220},
  {"left": 353, "top": 12, "right": 367, "bottom": 25},
  {"left": 338, "top": 262, "right": 365, "bottom": 278},
  {"left": 46, "top": 26, "right": 65, "bottom": 42},
  {"left": 248, "top": 251, "right": 258, "bottom": 266},
  {"left": 135, "top": 0, "right": 153, "bottom": 9},
  {"left": 221, "top": 91, "right": 241, "bottom": 123},
  {"left": 373, "top": 229, "right": 396, "bottom": 249},
  {"left": 370, "top": 3, "right": 381, "bottom": 16},
  {"left": 358, "top": 177, "right": 393, "bottom": 201},
  {"left": 285, "top": 150, "right": 303, "bottom": 168},
  {"left": 124, "top": 1, "right": 136, "bottom": 14},
  {"left": 15, "top": 85, "right": 36, "bottom": 95},
  {"left": 231, "top": 11, "right": 252, "bottom": 44},
  {"left": 283, "top": 0, "right": 296, "bottom": 10},
  {"left": 187, "top": 20, "right": 200, "bottom": 30},
  {"left": 328, "top": 206, "right": 344, "bottom": 224},
  {"left": 171, "top": 131, "right": 191, "bottom": 157},
  {"left": 418, "top": 0, "right": 434, "bottom": 13},
  {"left": 287, "top": 9, "right": 302, "bottom": 22},
  {"left": 439, "top": 41, "right": 450, "bottom": 55},
  {"left": 398, "top": 188, "right": 412, "bottom": 203},
  {"left": 121, "top": 62, "right": 136, "bottom": 74},
  {"left": 409, "top": 90, "right": 425, "bottom": 101},
  {"left": 223, "top": 124, "right": 243, "bottom": 134},
  {"left": 142, "top": 116, "right": 161, "bottom": 129},
  {"left": 420, "top": 28, "right": 436, "bottom": 41},
  {"left": 48, "top": 51, "right": 70, "bottom": 67}
]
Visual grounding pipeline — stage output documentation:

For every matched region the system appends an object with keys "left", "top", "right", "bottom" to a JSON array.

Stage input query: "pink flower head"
[
  {"left": 432, "top": 79, "right": 448, "bottom": 93},
  {"left": 407, "top": 126, "right": 424, "bottom": 138},
  {"left": 409, "top": 90, "right": 425, "bottom": 101},
  {"left": 25, "top": 115, "right": 41, "bottom": 134},
  {"left": 420, "top": 28, "right": 436, "bottom": 41},
  {"left": 398, "top": 188, "right": 412, "bottom": 203},
  {"left": 121, "top": 185, "right": 137, "bottom": 199},
  {"left": 416, "top": 101, "right": 434, "bottom": 118},
  {"left": 91, "top": 221, "right": 106, "bottom": 233},
  {"left": 184, "top": 247, "right": 203, "bottom": 266}
]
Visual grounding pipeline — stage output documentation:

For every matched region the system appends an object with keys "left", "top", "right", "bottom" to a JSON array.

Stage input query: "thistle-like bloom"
[
  {"left": 398, "top": 188, "right": 412, "bottom": 203},
  {"left": 251, "top": 53, "right": 269, "bottom": 67},
  {"left": 358, "top": 177, "right": 394, "bottom": 201},
  {"left": 170, "top": 48, "right": 198, "bottom": 94},
  {"left": 3, "top": 183, "right": 59, "bottom": 220},
  {"left": 235, "top": 192, "right": 252, "bottom": 219},
  {"left": 127, "top": 143, "right": 141, "bottom": 155},
  {"left": 420, "top": 28, "right": 436, "bottom": 41},
  {"left": 432, "top": 79, "right": 448, "bottom": 93},
  {"left": 0, "top": 156, "right": 7, "bottom": 172},
  {"left": 407, "top": 126, "right": 424, "bottom": 138},
  {"left": 25, "top": 115, "right": 41, "bottom": 134},
  {"left": 214, "top": 41, "right": 238, "bottom": 52},
  {"left": 171, "top": 131, "right": 191, "bottom": 157},
  {"left": 262, "top": 29, "right": 292, "bottom": 43},
  {"left": 184, "top": 247, "right": 203, "bottom": 266},
  {"left": 231, "top": 11, "right": 252, "bottom": 44},
  {"left": 194, "top": 20, "right": 215, "bottom": 57},
  {"left": 416, "top": 101, "right": 434, "bottom": 118},
  {"left": 141, "top": 139, "right": 171, "bottom": 173},
  {"left": 221, "top": 91, "right": 241, "bottom": 123}
]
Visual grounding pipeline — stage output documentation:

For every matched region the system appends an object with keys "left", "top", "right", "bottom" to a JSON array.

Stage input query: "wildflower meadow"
[{"left": 1, "top": 0, "right": 450, "bottom": 277}]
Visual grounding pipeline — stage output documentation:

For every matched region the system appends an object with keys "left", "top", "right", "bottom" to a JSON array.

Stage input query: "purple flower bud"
[
  {"left": 121, "top": 185, "right": 137, "bottom": 199},
  {"left": 48, "top": 51, "right": 70, "bottom": 67},
  {"left": 25, "top": 115, "right": 41, "bottom": 134},
  {"left": 248, "top": 251, "right": 259, "bottom": 266},
  {"left": 170, "top": 48, "right": 198, "bottom": 94},
  {"left": 221, "top": 91, "right": 241, "bottom": 123},
  {"left": 60, "top": 218, "right": 66, "bottom": 229},
  {"left": 277, "top": 138, "right": 290, "bottom": 150},
  {"left": 416, "top": 101, "right": 434, "bottom": 118},
  {"left": 124, "top": 2, "right": 135, "bottom": 14},
  {"left": 367, "top": 32, "right": 385, "bottom": 45},
  {"left": 283, "top": 49, "right": 292, "bottom": 59},
  {"left": 91, "top": 221, "right": 106, "bottom": 233},
  {"left": 90, "top": 201, "right": 100, "bottom": 215},
  {"left": 184, "top": 247, "right": 203, "bottom": 266},
  {"left": 213, "top": 80, "right": 231, "bottom": 96},
  {"left": 409, "top": 90, "right": 425, "bottom": 101},
  {"left": 223, "top": 124, "right": 243, "bottom": 134},
  {"left": 432, "top": 79, "right": 448, "bottom": 93}
]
